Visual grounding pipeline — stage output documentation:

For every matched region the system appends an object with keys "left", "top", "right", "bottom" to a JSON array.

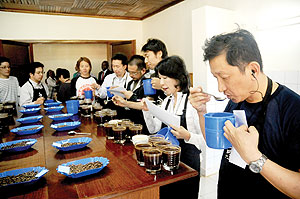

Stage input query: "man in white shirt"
[
  {"left": 19, "top": 62, "right": 49, "bottom": 106},
  {"left": 94, "top": 54, "right": 132, "bottom": 99},
  {"left": 0, "top": 57, "right": 19, "bottom": 106}
]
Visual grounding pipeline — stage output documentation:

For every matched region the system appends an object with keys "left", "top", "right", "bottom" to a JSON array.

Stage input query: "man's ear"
[{"left": 156, "top": 51, "right": 163, "bottom": 59}]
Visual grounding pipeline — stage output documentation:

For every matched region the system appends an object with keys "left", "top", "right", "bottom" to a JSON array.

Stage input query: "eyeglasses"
[
  {"left": 0, "top": 66, "right": 10, "bottom": 69},
  {"left": 35, "top": 71, "right": 45, "bottom": 75}
]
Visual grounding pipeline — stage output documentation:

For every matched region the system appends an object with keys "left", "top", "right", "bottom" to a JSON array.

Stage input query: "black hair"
[
  {"left": 56, "top": 68, "right": 70, "bottom": 79},
  {"left": 128, "top": 55, "right": 146, "bottom": 71},
  {"left": 203, "top": 29, "right": 263, "bottom": 72},
  {"left": 111, "top": 53, "right": 128, "bottom": 65},
  {"left": 0, "top": 56, "right": 11, "bottom": 65},
  {"left": 156, "top": 56, "right": 190, "bottom": 93},
  {"left": 141, "top": 38, "right": 168, "bottom": 59},
  {"left": 28, "top": 62, "right": 44, "bottom": 75}
]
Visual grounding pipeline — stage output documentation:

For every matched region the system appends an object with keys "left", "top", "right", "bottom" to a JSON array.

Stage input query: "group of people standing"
[{"left": 0, "top": 28, "right": 299, "bottom": 199}]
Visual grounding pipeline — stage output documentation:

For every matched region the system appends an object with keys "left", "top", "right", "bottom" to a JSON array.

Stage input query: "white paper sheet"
[
  {"left": 144, "top": 98, "right": 180, "bottom": 127},
  {"left": 108, "top": 87, "right": 126, "bottom": 98},
  {"left": 35, "top": 169, "right": 49, "bottom": 177},
  {"left": 58, "top": 165, "right": 70, "bottom": 174},
  {"left": 228, "top": 110, "right": 248, "bottom": 169},
  {"left": 52, "top": 142, "right": 62, "bottom": 147}
]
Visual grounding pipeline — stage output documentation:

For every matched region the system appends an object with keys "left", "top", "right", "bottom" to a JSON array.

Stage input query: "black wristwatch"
[{"left": 249, "top": 154, "right": 268, "bottom": 173}]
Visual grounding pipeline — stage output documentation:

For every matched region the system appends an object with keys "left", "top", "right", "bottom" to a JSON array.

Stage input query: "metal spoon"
[
  {"left": 202, "top": 92, "right": 227, "bottom": 101},
  {"left": 104, "top": 97, "right": 111, "bottom": 105},
  {"left": 68, "top": 131, "right": 91, "bottom": 135}
]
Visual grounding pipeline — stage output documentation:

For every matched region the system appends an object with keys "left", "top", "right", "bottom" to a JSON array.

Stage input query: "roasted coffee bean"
[
  {"left": 61, "top": 142, "right": 85, "bottom": 148},
  {"left": 1, "top": 141, "right": 31, "bottom": 150},
  {"left": 0, "top": 171, "right": 38, "bottom": 186},
  {"left": 69, "top": 161, "right": 103, "bottom": 174}
]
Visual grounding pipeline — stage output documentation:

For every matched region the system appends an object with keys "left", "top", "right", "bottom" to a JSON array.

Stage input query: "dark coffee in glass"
[
  {"left": 143, "top": 148, "right": 162, "bottom": 174},
  {"left": 81, "top": 105, "right": 91, "bottom": 117},
  {"left": 162, "top": 145, "right": 181, "bottom": 171},
  {"left": 129, "top": 124, "right": 143, "bottom": 138},
  {"left": 103, "top": 122, "right": 115, "bottom": 139},
  {"left": 134, "top": 143, "right": 153, "bottom": 166},
  {"left": 112, "top": 125, "right": 126, "bottom": 144},
  {"left": 94, "top": 111, "right": 106, "bottom": 126}
]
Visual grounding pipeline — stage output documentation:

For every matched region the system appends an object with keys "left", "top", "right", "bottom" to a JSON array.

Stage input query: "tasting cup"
[
  {"left": 149, "top": 134, "right": 165, "bottom": 145},
  {"left": 103, "top": 122, "right": 115, "bottom": 139},
  {"left": 129, "top": 124, "right": 143, "bottom": 138},
  {"left": 134, "top": 143, "right": 153, "bottom": 166},
  {"left": 112, "top": 125, "right": 126, "bottom": 144},
  {"left": 143, "top": 148, "right": 162, "bottom": 174},
  {"left": 161, "top": 145, "right": 181, "bottom": 171},
  {"left": 143, "top": 79, "right": 156, "bottom": 95},
  {"left": 94, "top": 111, "right": 106, "bottom": 126}
]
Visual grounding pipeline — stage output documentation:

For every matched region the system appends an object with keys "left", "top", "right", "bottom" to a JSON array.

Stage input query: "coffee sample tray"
[
  {"left": 57, "top": 157, "right": 109, "bottom": 178},
  {"left": 48, "top": 113, "right": 73, "bottom": 121},
  {"left": 50, "top": 121, "right": 81, "bottom": 131},
  {"left": 0, "top": 166, "right": 48, "bottom": 187},
  {"left": 44, "top": 101, "right": 62, "bottom": 107},
  {"left": 22, "top": 104, "right": 41, "bottom": 109},
  {"left": 16, "top": 115, "right": 43, "bottom": 124},
  {"left": 11, "top": 125, "right": 44, "bottom": 135},
  {"left": 44, "top": 106, "right": 64, "bottom": 113},
  {"left": 52, "top": 137, "right": 92, "bottom": 151},
  {"left": 0, "top": 139, "right": 37, "bottom": 152},
  {"left": 20, "top": 108, "right": 41, "bottom": 115}
]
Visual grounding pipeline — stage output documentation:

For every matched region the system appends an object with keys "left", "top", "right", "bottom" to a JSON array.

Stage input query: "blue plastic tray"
[
  {"left": 16, "top": 115, "right": 43, "bottom": 124},
  {"left": 157, "top": 127, "right": 179, "bottom": 146},
  {"left": 20, "top": 108, "right": 41, "bottom": 114},
  {"left": 57, "top": 157, "right": 109, "bottom": 178},
  {"left": 44, "top": 106, "right": 64, "bottom": 112},
  {"left": 48, "top": 113, "right": 73, "bottom": 121},
  {"left": 0, "top": 139, "right": 37, "bottom": 152},
  {"left": 11, "top": 124, "right": 44, "bottom": 135},
  {"left": 0, "top": 166, "right": 48, "bottom": 187},
  {"left": 45, "top": 99, "right": 54, "bottom": 103},
  {"left": 52, "top": 137, "right": 92, "bottom": 151},
  {"left": 44, "top": 101, "right": 62, "bottom": 107},
  {"left": 22, "top": 104, "right": 41, "bottom": 109},
  {"left": 50, "top": 121, "right": 81, "bottom": 131}
]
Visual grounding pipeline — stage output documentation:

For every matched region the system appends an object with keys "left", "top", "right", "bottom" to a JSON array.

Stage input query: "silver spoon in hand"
[{"left": 202, "top": 92, "right": 227, "bottom": 101}]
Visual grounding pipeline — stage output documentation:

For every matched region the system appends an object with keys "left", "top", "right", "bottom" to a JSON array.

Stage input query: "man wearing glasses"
[
  {"left": 19, "top": 62, "right": 49, "bottom": 106},
  {"left": 0, "top": 57, "right": 19, "bottom": 106},
  {"left": 112, "top": 55, "right": 149, "bottom": 133}
]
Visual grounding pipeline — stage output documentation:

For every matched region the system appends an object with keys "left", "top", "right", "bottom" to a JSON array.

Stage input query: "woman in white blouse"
[{"left": 142, "top": 56, "right": 205, "bottom": 199}]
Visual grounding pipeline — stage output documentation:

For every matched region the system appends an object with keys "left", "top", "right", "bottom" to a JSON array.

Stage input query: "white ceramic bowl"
[{"left": 132, "top": 134, "right": 149, "bottom": 145}]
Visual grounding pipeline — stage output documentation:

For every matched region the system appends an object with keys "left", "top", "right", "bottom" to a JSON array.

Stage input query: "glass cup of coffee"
[
  {"left": 107, "top": 110, "right": 117, "bottom": 120},
  {"left": 149, "top": 134, "right": 165, "bottom": 145},
  {"left": 134, "top": 143, "right": 153, "bottom": 166},
  {"left": 143, "top": 148, "right": 162, "bottom": 174},
  {"left": 112, "top": 125, "right": 126, "bottom": 144},
  {"left": 161, "top": 145, "right": 181, "bottom": 171},
  {"left": 102, "top": 109, "right": 112, "bottom": 122},
  {"left": 103, "top": 122, "right": 115, "bottom": 139},
  {"left": 129, "top": 124, "right": 143, "bottom": 139},
  {"left": 153, "top": 140, "right": 171, "bottom": 150},
  {"left": 81, "top": 105, "right": 91, "bottom": 117},
  {"left": 94, "top": 111, "right": 106, "bottom": 126}
]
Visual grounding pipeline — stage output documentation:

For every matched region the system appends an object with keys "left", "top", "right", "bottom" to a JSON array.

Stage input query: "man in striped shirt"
[{"left": 0, "top": 57, "right": 19, "bottom": 106}]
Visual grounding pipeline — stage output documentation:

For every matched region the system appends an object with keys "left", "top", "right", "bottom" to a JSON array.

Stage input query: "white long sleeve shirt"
[
  {"left": 95, "top": 72, "right": 132, "bottom": 99},
  {"left": 142, "top": 92, "right": 205, "bottom": 151},
  {"left": 19, "top": 79, "right": 49, "bottom": 106}
]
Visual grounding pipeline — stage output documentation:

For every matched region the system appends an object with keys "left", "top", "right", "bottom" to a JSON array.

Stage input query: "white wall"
[
  {"left": 0, "top": 11, "right": 143, "bottom": 51},
  {"left": 33, "top": 43, "right": 107, "bottom": 78}
]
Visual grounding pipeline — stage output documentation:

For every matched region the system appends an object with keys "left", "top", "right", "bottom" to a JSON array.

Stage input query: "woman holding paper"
[{"left": 142, "top": 55, "right": 205, "bottom": 199}]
